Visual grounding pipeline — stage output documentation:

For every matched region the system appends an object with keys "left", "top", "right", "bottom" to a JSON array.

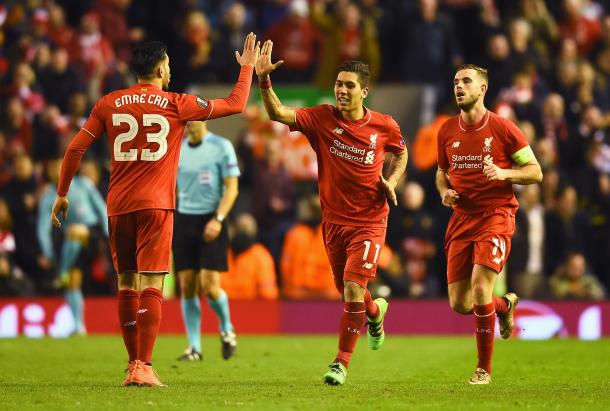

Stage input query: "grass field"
[{"left": 1, "top": 335, "right": 609, "bottom": 410}]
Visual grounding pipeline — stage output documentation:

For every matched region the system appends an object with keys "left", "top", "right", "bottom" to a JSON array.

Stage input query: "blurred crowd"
[{"left": 0, "top": 0, "right": 608, "bottom": 301}]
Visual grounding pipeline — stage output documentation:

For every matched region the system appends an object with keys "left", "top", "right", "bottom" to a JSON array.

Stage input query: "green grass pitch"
[{"left": 1, "top": 335, "right": 608, "bottom": 410}]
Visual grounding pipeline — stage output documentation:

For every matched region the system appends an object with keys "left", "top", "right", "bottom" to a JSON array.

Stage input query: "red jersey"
[
  {"left": 58, "top": 66, "right": 253, "bottom": 216},
  {"left": 290, "top": 104, "right": 405, "bottom": 227},
  {"left": 437, "top": 111, "right": 529, "bottom": 214}
]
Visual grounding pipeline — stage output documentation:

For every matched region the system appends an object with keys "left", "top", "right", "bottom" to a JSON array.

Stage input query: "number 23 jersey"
[{"left": 82, "top": 83, "right": 216, "bottom": 216}]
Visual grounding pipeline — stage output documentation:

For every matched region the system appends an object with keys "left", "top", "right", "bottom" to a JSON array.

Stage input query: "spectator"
[
  {"left": 1, "top": 97, "right": 33, "bottom": 157},
  {"left": 280, "top": 194, "right": 339, "bottom": 300},
  {"left": 210, "top": 2, "right": 252, "bottom": 83},
  {"left": 38, "top": 47, "right": 84, "bottom": 112},
  {"left": 544, "top": 185, "right": 590, "bottom": 275},
  {"left": 67, "top": 11, "right": 115, "bottom": 82},
  {"left": 387, "top": 181, "right": 441, "bottom": 298},
  {"left": 558, "top": 0, "right": 601, "bottom": 57},
  {"left": 221, "top": 214, "right": 279, "bottom": 299},
  {"left": 310, "top": 0, "right": 380, "bottom": 89},
  {"left": 264, "top": 0, "right": 319, "bottom": 83},
  {"left": 549, "top": 251, "right": 605, "bottom": 300}
]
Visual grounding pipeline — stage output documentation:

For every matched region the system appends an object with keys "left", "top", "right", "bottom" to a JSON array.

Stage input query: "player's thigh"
[
  {"left": 108, "top": 213, "right": 137, "bottom": 274},
  {"left": 343, "top": 225, "right": 387, "bottom": 289},
  {"left": 66, "top": 223, "right": 90, "bottom": 244},
  {"left": 172, "top": 213, "right": 203, "bottom": 273},
  {"left": 200, "top": 269, "right": 220, "bottom": 294},
  {"left": 200, "top": 216, "right": 229, "bottom": 273},
  {"left": 448, "top": 279, "right": 473, "bottom": 313},
  {"left": 135, "top": 209, "right": 174, "bottom": 273},
  {"left": 177, "top": 269, "right": 198, "bottom": 298},
  {"left": 322, "top": 222, "right": 348, "bottom": 288}
]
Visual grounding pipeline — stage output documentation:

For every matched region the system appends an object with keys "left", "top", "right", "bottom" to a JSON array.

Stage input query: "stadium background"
[{"left": 1, "top": 0, "right": 610, "bottom": 339}]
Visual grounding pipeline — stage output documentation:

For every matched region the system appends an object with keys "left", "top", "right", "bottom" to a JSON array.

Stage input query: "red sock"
[
  {"left": 492, "top": 295, "right": 509, "bottom": 315},
  {"left": 474, "top": 303, "right": 495, "bottom": 373},
  {"left": 364, "top": 289, "right": 379, "bottom": 319},
  {"left": 335, "top": 302, "right": 365, "bottom": 368},
  {"left": 137, "top": 287, "right": 163, "bottom": 364},
  {"left": 118, "top": 289, "right": 139, "bottom": 362}
]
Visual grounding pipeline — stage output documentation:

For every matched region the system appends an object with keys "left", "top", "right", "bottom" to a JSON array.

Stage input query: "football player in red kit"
[
  {"left": 255, "top": 40, "right": 408, "bottom": 385},
  {"left": 51, "top": 34, "right": 260, "bottom": 387},
  {"left": 436, "top": 64, "right": 543, "bottom": 384}
]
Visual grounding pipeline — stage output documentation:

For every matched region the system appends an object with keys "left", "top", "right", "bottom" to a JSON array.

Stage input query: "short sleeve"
[
  {"left": 437, "top": 121, "right": 449, "bottom": 171},
  {"left": 503, "top": 119, "right": 532, "bottom": 165},
  {"left": 81, "top": 97, "right": 107, "bottom": 138},
  {"left": 385, "top": 116, "right": 406, "bottom": 154},
  {"left": 289, "top": 105, "right": 331, "bottom": 148},
  {"left": 221, "top": 139, "right": 241, "bottom": 178},
  {"left": 176, "top": 93, "right": 214, "bottom": 122}
]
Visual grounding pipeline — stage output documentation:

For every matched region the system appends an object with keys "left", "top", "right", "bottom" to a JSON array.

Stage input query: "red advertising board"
[{"left": 0, "top": 298, "right": 608, "bottom": 339}]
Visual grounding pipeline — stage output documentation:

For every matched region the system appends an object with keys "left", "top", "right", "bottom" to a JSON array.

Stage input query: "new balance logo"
[
  {"left": 362, "top": 262, "right": 373, "bottom": 269},
  {"left": 476, "top": 328, "right": 492, "bottom": 334},
  {"left": 137, "top": 308, "right": 148, "bottom": 314},
  {"left": 452, "top": 141, "right": 460, "bottom": 148},
  {"left": 347, "top": 327, "right": 361, "bottom": 334},
  {"left": 123, "top": 321, "right": 136, "bottom": 327},
  {"left": 333, "top": 127, "right": 344, "bottom": 134}
]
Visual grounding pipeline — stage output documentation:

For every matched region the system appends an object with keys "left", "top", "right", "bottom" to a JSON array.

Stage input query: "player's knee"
[
  {"left": 450, "top": 299, "right": 472, "bottom": 314},
  {"left": 343, "top": 281, "right": 364, "bottom": 302},
  {"left": 471, "top": 283, "right": 490, "bottom": 301}
]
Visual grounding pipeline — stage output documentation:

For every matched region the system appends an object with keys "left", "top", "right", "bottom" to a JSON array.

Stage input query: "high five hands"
[
  {"left": 235, "top": 32, "right": 261, "bottom": 67},
  {"left": 255, "top": 40, "right": 284, "bottom": 79}
]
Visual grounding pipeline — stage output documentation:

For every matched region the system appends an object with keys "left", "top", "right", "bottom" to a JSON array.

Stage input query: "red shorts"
[
  {"left": 444, "top": 208, "right": 515, "bottom": 284},
  {"left": 322, "top": 221, "right": 387, "bottom": 289},
  {"left": 108, "top": 209, "right": 173, "bottom": 274}
]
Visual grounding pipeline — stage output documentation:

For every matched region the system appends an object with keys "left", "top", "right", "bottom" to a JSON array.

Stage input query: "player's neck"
[
  {"left": 340, "top": 106, "right": 365, "bottom": 122},
  {"left": 137, "top": 78, "right": 163, "bottom": 88},
  {"left": 460, "top": 104, "right": 487, "bottom": 125}
]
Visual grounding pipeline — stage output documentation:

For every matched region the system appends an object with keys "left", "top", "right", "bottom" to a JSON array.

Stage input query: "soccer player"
[
  {"left": 51, "top": 34, "right": 260, "bottom": 387},
  {"left": 436, "top": 64, "right": 543, "bottom": 384},
  {"left": 174, "top": 120, "right": 239, "bottom": 361},
  {"left": 255, "top": 41, "right": 408, "bottom": 385},
  {"left": 38, "top": 159, "right": 108, "bottom": 336}
]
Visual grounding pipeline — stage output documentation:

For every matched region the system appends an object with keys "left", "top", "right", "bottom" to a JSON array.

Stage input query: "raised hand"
[
  {"left": 235, "top": 32, "right": 260, "bottom": 67},
  {"left": 379, "top": 173, "right": 398, "bottom": 206},
  {"left": 255, "top": 40, "right": 284, "bottom": 79},
  {"left": 51, "top": 196, "right": 69, "bottom": 228}
]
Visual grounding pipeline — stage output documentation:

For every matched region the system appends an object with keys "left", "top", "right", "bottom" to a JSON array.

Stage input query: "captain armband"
[{"left": 511, "top": 145, "right": 535, "bottom": 166}]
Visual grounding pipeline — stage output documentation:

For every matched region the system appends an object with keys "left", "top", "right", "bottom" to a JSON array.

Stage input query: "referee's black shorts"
[{"left": 172, "top": 212, "right": 229, "bottom": 272}]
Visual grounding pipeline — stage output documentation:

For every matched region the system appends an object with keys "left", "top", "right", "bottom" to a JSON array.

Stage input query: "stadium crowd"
[{"left": 0, "top": 0, "right": 608, "bottom": 301}]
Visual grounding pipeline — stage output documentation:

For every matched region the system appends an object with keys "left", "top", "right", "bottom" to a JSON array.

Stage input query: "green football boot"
[
  {"left": 367, "top": 298, "right": 388, "bottom": 350},
  {"left": 323, "top": 362, "right": 347, "bottom": 386}
]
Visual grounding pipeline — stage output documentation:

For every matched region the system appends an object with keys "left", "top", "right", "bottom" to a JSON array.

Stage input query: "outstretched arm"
[{"left": 255, "top": 40, "right": 296, "bottom": 125}]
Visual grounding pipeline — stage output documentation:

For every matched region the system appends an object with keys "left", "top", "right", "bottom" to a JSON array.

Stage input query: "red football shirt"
[
  {"left": 290, "top": 104, "right": 405, "bottom": 227},
  {"left": 82, "top": 84, "right": 228, "bottom": 216},
  {"left": 437, "top": 111, "right": 529, "bottom": 214}
]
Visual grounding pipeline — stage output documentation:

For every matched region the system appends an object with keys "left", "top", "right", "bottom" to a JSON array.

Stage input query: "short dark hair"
[
  {"left": 456, "top": 64, "right": 488, "bottom": 84},
  {"left": 336, "top": 60, "right": 370, "bottom": 88},
  {"left": 131, "top": 41, "right": 167, "bottom": 77}
]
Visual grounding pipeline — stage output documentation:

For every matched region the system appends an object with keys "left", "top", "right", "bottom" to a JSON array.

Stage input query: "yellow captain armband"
[{"left": 511, "top": 145, "right": 535, "bottom": 165}]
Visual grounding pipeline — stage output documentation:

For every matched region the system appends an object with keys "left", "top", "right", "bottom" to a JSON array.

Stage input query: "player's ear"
[
  {"left": 481, "top": 82, "right": 488, "bottom": 95},
  {"left": 362, "top": 87, "right": 369, "bottom": 99}
]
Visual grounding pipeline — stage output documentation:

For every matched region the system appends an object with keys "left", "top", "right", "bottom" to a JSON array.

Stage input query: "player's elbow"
[{"left": 534, "top": 166, "right": 543, "bottom": 183}]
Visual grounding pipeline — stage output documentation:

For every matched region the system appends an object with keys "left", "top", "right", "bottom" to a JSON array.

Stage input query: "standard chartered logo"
[{"left": 330, "top": 139, "right": 375, "bottom": 164}]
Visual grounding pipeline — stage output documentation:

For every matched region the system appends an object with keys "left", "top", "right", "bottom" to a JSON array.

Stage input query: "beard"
[{"left": 456, "top": 94, "right": 479, "bottom": 111}]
